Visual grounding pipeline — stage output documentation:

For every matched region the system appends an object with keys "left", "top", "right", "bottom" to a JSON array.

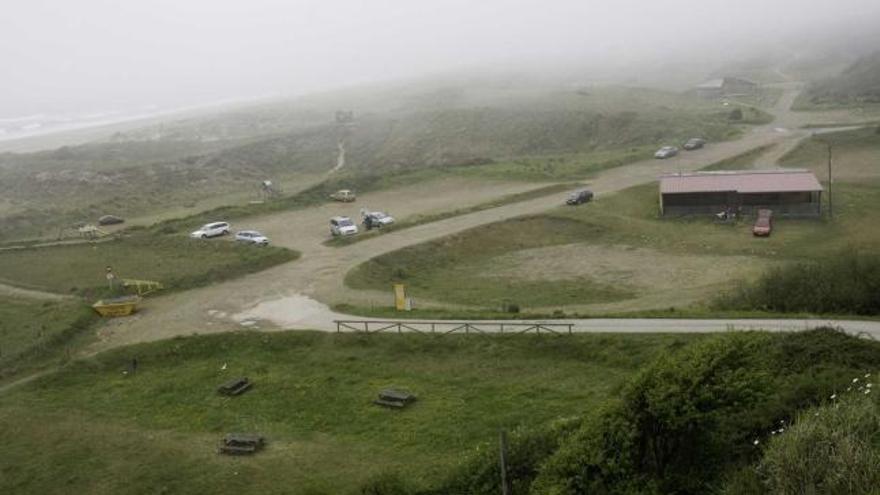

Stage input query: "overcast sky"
[{"left": 2, "top": 0, "right": 880, "bottom": 118}]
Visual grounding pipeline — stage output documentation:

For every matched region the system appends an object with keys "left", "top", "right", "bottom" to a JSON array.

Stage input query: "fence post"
[
  {"left": 499, "top": 430, "right": 510, "bottom": 495},
  {"left": 500, "top": 323, "right": 504, "bottom": 334}
]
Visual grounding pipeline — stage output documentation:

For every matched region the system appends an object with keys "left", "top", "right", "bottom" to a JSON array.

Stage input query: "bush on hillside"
[
  {"left": 459, "top": 329, "right": 880, "bottom": 495},
  {"left": 723, "top": 383, "right": 879, "bottom": 495},
  {"left": 426, "top": 419, "right": 581, "bottom": 495},
  {"left": 715, "top": 252, "right": 880, "bottom": 315}
]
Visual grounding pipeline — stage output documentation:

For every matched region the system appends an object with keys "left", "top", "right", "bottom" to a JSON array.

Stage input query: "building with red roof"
[{"left": 659, "top": 169, "right": 823, "bottom": 217}]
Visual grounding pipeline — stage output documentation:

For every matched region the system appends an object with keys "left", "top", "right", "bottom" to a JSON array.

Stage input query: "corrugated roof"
[
  {"left": 695, "top": 78, "right": 725, "bottom": 89},
  {"left": 660, "top": 169, "right": 824, "bottom": 195}
]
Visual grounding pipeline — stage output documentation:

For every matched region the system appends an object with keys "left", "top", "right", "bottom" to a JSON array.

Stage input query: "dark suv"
[{"left": 566, "top": 189, "right": 594, "bottom": 205}]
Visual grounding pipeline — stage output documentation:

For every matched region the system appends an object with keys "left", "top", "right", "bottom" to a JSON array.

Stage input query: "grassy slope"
[
  {"left": 794, "top": 51, "right": 880, "bottom": 110},
  {"left": 780, "top": 126, "right": 880, "bottom": 180},
  {"left": 0, "top": 331, "right": 697, "bottom": 494},
  {"left": 0, "top": 297, "right": 94, "bottom": 374},
  {"left": 0, "top": 235, "right": 298, "bottom": 297}
]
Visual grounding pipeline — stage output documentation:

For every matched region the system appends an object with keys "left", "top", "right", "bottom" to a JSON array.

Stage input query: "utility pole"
[
  {"left": 499, "top": 430, "right": 510, "bottom": 495},
  {"left": 826, "top": 142, "right": 833, "bottom": 219}
]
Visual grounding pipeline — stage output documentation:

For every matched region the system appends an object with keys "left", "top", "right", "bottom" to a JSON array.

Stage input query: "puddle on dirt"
[{"left": 232, "top": 294, "right": 341, "bottom": 331}]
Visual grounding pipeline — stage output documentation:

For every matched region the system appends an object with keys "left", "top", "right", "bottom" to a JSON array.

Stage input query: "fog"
[{"left": 2, "top": 0, "right": 880, "bottom": 119}]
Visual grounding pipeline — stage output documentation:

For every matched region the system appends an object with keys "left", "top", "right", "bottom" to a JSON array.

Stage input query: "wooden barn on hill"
[
  {"left": 694, "top": 77, "right": 758, "bottom": 98},
  {"left": 659, "top": 169, "right": 823, "bottom": 217}
]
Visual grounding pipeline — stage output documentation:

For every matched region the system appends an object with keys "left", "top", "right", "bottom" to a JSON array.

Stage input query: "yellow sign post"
[{"left": 393, "top": 284, "right": 407, "bottom": 311}]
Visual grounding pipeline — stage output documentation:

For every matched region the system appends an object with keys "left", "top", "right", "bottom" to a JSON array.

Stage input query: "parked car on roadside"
[
  {"left": 330, "top": 189, "right": 356, "bottom": 202},
  {"left": 566, "top": 189, "right": 594, "bottom": 205},
  {"left": 362, "top": 210, "right": 395, "bottom": 230},
  {"left": 330, "top": 216, "right": 359, "bottom": 236},
  {"left": 97, "top": 214, "right": 125, "bottom": 226},
  {"left": 683, "top": 138, "right": 706, "bottom": 150},
  {"left": 235, "top": 230, "right": 270, "bottom": 245},
  {"left": 654, "top": 146, "right": 679, "bottom": 159},
  {"left": 753, "top": 209, "right": 773, "bottom": 236},
  {"left": 190, "top": 221, "right": 230, "bottom": 239}
]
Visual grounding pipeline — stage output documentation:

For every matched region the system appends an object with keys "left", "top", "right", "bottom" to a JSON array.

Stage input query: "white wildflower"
[
  {"left": 853, "top": 378, "right": 859, "bottom": 383},
  {"left": 866, "top": 389, "right": 872, "bottom": 395},
  {"left": 753, "top": 439, "right": 760, "bottom": 445},
  {"left": 830, "top": 393, "right": 837, "bottom": 400}
]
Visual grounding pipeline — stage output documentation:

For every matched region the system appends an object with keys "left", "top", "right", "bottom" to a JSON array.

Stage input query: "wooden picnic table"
[{"left": 217, "top": 377, "right": 252, "bottom": 396}]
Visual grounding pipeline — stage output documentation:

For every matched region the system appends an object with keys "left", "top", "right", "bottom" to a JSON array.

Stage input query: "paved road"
[{"left": 83, "top": 84, "right": 879, "bottom": 352}]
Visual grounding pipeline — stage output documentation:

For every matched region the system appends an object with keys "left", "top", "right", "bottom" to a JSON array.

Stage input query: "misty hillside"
[
  {"left": 801, "top": 52, "right": 880, "bottom": 107},
  {"left": 0, "top": 83, "right": 765, "bottom": 241}
]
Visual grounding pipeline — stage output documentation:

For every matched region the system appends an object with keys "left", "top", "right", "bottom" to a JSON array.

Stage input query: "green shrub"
[
  {"left": 427, "top": 419, "right": 581, "bottom": 495},
  {"left": 715, "top": 251, "right": 880, "bottom": 315},
  {"left": 527, "top": 329, "right": 880, "bottom": 494}
]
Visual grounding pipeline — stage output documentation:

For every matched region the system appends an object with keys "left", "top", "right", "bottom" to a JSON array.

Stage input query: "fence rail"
[{"left": 334, "top": 320, "right": 573, "bottom": 335}]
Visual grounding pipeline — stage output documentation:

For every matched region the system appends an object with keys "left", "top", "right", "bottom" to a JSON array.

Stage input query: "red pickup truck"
[{"left": 753, "top": 209, "right": 773, "bottom": 236}]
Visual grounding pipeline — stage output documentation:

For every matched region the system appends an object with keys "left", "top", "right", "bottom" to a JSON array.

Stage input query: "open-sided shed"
[{"left": 659, "top": 169, "right": 823, "bottom": 217}]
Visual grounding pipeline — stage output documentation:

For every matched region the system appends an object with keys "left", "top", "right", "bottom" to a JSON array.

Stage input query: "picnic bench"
[
  {"left": 219, "top": 433, "right": 265, "bottom": 455},
  {"left": 374, "top": 389, "right": 417, "bottom": 409},
  {"left": 217, "top": 377, "right": 252, "bottom": 396}
]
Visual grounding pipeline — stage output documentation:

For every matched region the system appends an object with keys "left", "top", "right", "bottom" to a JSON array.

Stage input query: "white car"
[
  {"left": 190, "top": 221, "right": 230, "bottom": 239},
  {"left": 330, "top": 216, "right": 359, "bottom": 236},
  {"left": 654, "top": 146, "right": 679, "bottom": 159},
  {"left": 235, "top": 230, "right": 270, "bottom": 245}
]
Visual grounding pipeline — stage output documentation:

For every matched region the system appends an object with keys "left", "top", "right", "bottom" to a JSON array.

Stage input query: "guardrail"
[{"left": 334, "top": 320, "right": 573, "bottom": 335}]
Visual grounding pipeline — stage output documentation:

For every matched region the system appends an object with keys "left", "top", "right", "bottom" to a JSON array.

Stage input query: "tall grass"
[
  {"left": 715, "top": 252, "right": 880, "bottom": 315},
  {"left": 757, "top": 390, "right": 879, "bottom": 495}
]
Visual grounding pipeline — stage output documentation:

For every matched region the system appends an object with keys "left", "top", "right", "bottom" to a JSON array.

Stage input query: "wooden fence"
[{"left": 334, "top": 320, "right": 573, "bottom": 335}]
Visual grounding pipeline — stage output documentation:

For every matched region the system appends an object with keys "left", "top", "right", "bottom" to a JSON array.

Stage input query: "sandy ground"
[
  {"left": 76, "top": 83, "right": 880, "bottom": 352},
  {"left": 485, "top": 243, "right": 767, "bottom": 309}
]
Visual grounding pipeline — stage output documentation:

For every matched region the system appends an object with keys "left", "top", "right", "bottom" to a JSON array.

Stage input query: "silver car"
[
  {"left": 235, "top": 230, "right": 270, "bottom": 245},
  {"left": 654, "top": 146, "right": 679, "bottom": 159}
]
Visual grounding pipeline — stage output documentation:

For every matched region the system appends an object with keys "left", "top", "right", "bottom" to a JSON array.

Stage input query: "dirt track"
[{"left": 86, "top": 85, "right": 880, "bottom": 351}]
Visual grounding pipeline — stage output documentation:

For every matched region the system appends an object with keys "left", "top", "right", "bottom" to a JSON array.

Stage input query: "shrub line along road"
[{"left": 50, "top": 83, "right": 880, "bottom": 351}]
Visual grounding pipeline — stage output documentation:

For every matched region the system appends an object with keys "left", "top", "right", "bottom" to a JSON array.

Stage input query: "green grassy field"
[
  {"left": 0, "top": 331, "right": 698, "bottom": 494},
  {"left": 346, "top": 178, "right": 880, "bottom": 313},
  {"left": 346, "top": 216, "right": 638, "bottom": 309},
  {"left": 0, "top": 235, "right": 298, "bottom": 297},
  {"left": 0, "top": 296, "right": 95, "bottom": 376}
]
